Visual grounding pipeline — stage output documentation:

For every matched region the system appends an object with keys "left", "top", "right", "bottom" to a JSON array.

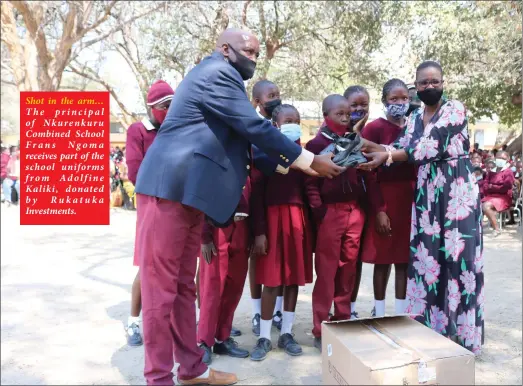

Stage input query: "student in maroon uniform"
[
  {"left": 197, "top": 177, "right": 252, "bottom": 365},
  {"left": 482, "top": 150, "right": 515, "bottom": 236},
  {"left": 250, "top": 104, "right": 313, "bottom": 361},
  {"left": 360, "top": 79, "right": 416, "bottom": 317},
  {"left": 471, "top": 152, "right": 484, "bottom": 169},
  {"left": 306, "top": 95, "right": 367, "bottom": 351},
  {"left": 342, "top": 85, "right": 370, "bottom": 319},
  {"left": 249, "top": 79, "right": 285, "bottom": 335},
  {"left": 125, "top": 80, "right": 175, "bottom": 346}
]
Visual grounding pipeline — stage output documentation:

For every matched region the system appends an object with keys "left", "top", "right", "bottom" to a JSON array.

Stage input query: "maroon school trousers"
[
  {"left": 136, "top": 194, "right": 207, "bottom": 385},
  {"left": 197, "top": 219, "right": 250, "bottom": 346},
  {"left": 312, "top": 202, "right": 365, "bottom": 338}
]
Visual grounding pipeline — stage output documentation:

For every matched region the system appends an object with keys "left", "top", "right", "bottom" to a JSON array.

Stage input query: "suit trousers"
[{"left": 136, "top": 194, "right": 207, "bottom": 385}]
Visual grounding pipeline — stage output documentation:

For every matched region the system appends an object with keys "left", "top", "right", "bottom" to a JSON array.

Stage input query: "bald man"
[{"left": 134, "top": 28, "right": 344, "bottom": 385}]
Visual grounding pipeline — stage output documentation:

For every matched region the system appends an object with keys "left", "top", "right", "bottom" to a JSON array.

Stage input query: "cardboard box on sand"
[{"left": 322, "top": 315, "right": 475, "bottom": 385}]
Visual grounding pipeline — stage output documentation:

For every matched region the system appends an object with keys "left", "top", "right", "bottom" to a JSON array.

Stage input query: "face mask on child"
[
  {"left": 385, "top": 103, "right": 410, "bottom": 119},
  {"left": 510, "top": 166, "right": 517, "bottom": 173},
  {"left": 350, "top": 111, "right": 365, "bottom": 125},
  {"left": 475, "top": 175, "right": 483, "bottom": 181},
  {"left": 279, "top": 123, "right": 302, "bottom": 142},
  {"left": 152, "top": 109, "right": 168, "bottom": 125},
  {"left": 495, "top": 159, "right": 507, "bottom": 169}
]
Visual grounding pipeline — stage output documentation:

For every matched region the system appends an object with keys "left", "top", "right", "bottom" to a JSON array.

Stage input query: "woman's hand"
[
  {"left": 358, "top": 152, "right": 388, "bottom": 171},
  {"left": 376, "top": 211, "right": 391, "bottom": 235},
  {"left": 253, "top": 234, "right": 268, "bottom": 256},
  {"left": 201, "top": 242, "right": 217, "bottom": 264},
  {"left": 360, "top": 138, "right": 387, "bottom": 154}
]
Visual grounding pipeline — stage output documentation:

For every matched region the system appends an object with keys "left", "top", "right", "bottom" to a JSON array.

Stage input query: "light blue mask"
[
  {"left": 510, "top": 166, "right": 517, "bottom": 173},
  {"left": 280, "top": 123, "right": 302, "bottom": 142},
  {"left": 495, "top": 159, "right": 507, "bottom": 169}
]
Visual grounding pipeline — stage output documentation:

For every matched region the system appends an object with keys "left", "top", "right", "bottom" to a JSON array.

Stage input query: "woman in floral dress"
[{"left": 360, "top": 61, "right": 484, "bottom": 354}]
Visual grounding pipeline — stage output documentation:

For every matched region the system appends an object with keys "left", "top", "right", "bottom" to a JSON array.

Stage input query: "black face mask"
[
  {"left": 406, "top": 103, "right": 421, "bottom": 116},
  {"left": 263, "top": 99, "right": 281, "bottom": 118},
  {"left": 227, "top": 44, "right": 256, "bottom": 80},
  {"left": 417, "top": 88, "right": 443, "bottom": 106}
]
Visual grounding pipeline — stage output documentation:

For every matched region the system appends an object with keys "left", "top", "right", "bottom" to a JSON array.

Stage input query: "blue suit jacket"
[{"left": 135, "top": 52, "right": 302, "bottom": 224}]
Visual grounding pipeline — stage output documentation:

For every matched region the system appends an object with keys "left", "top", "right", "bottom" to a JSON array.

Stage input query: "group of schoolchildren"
[
  {"left": 124, "top": 77, "right": 422, "bottom": 363},
  {"left": 471, "top": 148, "right": 522, "bottom": 234},
  {"left": 192, "top": 78, "right": 421, "bottom": 364}
]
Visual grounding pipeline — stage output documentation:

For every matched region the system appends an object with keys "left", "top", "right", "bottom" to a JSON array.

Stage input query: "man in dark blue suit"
[{"left": 134, "top": 28, "right": 344, "bottom": 386}]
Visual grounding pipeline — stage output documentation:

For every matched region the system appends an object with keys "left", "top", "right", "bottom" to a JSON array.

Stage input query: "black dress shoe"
[
  {"left": 252, "top": 313, "right": 261, "bottom": 336},
  {"left": 278, "top": 333, "right": 303, "bottom": 356},
  {"left": 230, "top": 326, "right": 242, "bottom": 337},
  {"left": 250, "top": 338, "right": 272, "bottom": 361},
  {"left": 313, "top": 337, "right": 322, "bottom": 352},
  {"left": 199, "top": 342, "right": 212, "bottom": 365},
  {"left": 213, "top": 338, "right": 249, "bottom": 358}
]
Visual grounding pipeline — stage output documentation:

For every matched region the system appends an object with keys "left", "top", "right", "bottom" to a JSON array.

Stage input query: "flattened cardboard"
[{"left": 322, "top": 315, "right": 475, "bottom": 385}]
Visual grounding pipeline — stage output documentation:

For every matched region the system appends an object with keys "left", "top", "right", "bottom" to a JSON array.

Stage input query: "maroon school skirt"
[
  {"left": 361, "top": 180, "right": 414, "bottom": 265},
  {"left": 256, "top": 204, "right": 313, "bottom": 287},
  {"left": 482, "top": 194, "right": 511, "bottom": 212}
]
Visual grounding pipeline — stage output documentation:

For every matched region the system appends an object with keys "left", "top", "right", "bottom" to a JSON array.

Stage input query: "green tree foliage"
[
  {"left": 2, "top": 0, "right": 521, "bottom": 129},
  {"left": 405, "top": 1, "right": 522, "bottom": 126}
]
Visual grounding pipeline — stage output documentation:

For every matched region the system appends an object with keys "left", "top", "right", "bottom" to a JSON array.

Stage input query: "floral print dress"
[{"left": 395, "top": 99, "right": 484, "bottom": 354}]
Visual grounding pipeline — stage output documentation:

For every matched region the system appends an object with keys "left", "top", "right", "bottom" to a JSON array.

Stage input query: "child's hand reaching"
[
  {"left": 253, "top": 234, "right": 268, "bottom": 256},
  {"left": 353, "top": 113, "right": 369, "bottom": 134},
  {"left": 201, "top": 242, "right": 217, "bottom": 264}
]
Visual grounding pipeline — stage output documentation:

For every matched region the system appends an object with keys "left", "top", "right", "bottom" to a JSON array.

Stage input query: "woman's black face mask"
[{"left": 417, "top": 88, "right": 443, "bottom": 106}]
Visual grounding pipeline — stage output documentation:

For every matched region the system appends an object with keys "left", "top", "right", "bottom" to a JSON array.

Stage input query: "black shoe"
[
  {"left": 199, "top": 342, "right": 212, "bottom": 365},
  {"left": 126, "top": 323, "right": 143, "bottom": 347},
  {"left": 230, "top": 326, "right": 242, "bottom": 337},
  {"left": 213, "top": 338, "right": 249, "bottom": 358},
  {"left": 250, "top": 338, "right": 272, "bottom": 361},
  {"left": 313, "top": 337, "right": 322, "bottom": 352},
  {"left": 252, "top": 313, "right": 261, "bottom": 336},
  {"left": 272, "top": 311, "right": 282, "bottom": 331},
  {"left": 278, "top": 333, "right": 303, "bottom": 356}
]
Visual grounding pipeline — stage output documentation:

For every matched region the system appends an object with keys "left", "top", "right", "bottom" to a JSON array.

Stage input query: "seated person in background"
[
  {"left": 2, "top": 146, "right": 20, "bottom": 205},
  {"left": 0, "top": 146, "right": 10, "bottom": 203},
  {"left": 471, "top": 152, "right": 483, "bottom": 169},
  {"left": 118, "top": 147, "right": 135, "bottom": 210},
  {"left": 485, "top": 158, "right": 496, "bottom": 173},
  {"left": 472, "top": 142, "right": 480, "bottom": 154},
  {"left": 474, "top": 166, "right": 485, "bottom": 198},
  {"left": 514, "top": 161, "right": 522, "bottom": 193},
  {"left": 481, "top": 151, "right": 515, "bottom": 236}
]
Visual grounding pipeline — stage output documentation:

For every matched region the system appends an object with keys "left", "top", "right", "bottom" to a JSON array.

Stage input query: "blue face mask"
[
  {"left": 280, "top": 123, "right": 302, "bottom": 142},
  {"left": 350, "top": 111, "right": 365, "bottom": 124},
  {"left": 475, "top": 175, "right": 483, "bottom": 181},
  {"left": 385, "top": 103, "right": 410, "bottom": 119},
  {"left": 511, "top": 166, "right": 517, "bottom": 173}
]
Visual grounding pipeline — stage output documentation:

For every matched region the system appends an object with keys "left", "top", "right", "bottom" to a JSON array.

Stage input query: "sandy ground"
[{"left": 1, "top": 205, "right": 521, "bottom": 385}]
